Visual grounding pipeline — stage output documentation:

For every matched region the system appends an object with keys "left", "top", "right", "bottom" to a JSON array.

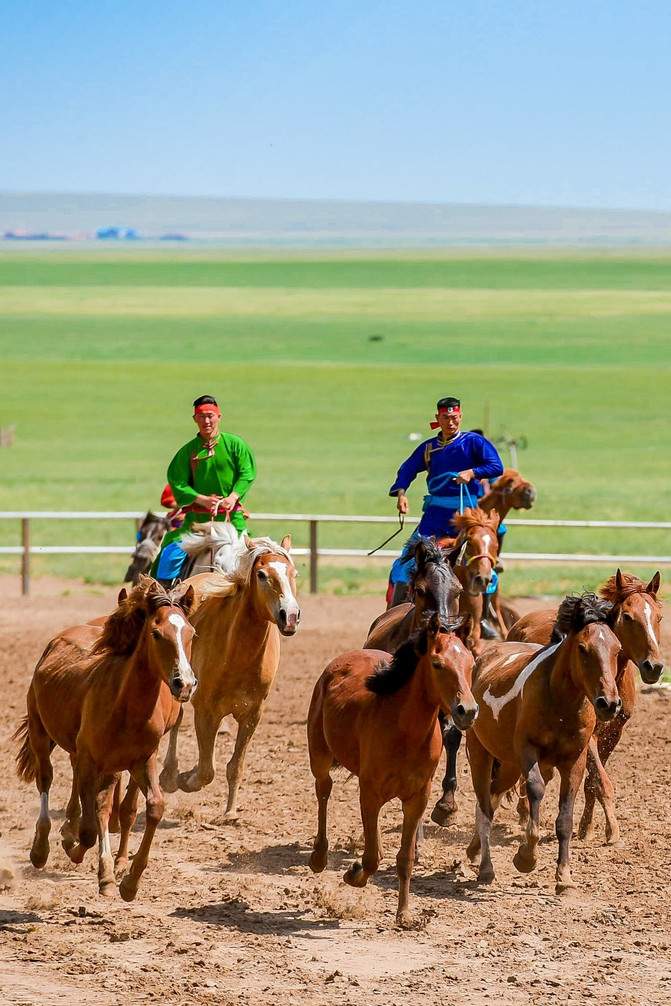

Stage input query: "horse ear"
[
  {"left": 177, "top": 584, "right": 195, "bottom": 616},
  {"left": 117, "top": 587, "right": 128, "bottom": 605},
  {"left": 246, "top": 535, "right": 255, "bottom": 551},
  {"left": 455, "top": 614, "right": 472, "bottom": 644},
  {"left": 280, "top": 534, "right": 292, "bottom": 553},
  {"left": 646, "top": 570, "right": 661, "bottom": 596},
  {"left": 615, "top": 568, "right": 624, "bottom": 594}
]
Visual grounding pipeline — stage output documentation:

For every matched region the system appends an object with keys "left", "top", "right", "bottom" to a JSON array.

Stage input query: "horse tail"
[{"left": 13, "top": 715, "right": 38, "bottom": 784}]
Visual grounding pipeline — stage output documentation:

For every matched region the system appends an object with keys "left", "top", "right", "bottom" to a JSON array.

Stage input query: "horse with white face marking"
[
  {"left": 160, "top": 534, "right": 300, "bottom": 819},
  {"left": 14, "top": 577, "right": 196, "bottom": 900},
  {"left": 507, "top": 569, "right": 663, "bottom": 844},
  {"left": 466, "top": 593, "right": 622, "bottom": 895},
  {"left": 441, "top": 507, "right": 501, "bottom": 657}
]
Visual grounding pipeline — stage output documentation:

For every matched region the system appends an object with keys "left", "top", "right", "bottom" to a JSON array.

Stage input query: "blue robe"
[{"left": 388, "top": 431, "right": 504, "bottom": 585}]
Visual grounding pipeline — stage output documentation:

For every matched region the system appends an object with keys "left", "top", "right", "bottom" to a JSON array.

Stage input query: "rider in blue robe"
[{"left": 388, "top": 397, "right": 504, "bottom": 592}]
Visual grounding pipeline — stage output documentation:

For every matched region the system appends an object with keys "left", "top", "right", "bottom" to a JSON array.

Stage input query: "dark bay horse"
[
  {"left": 14, "top": 578, "right": 196, "bottom": 899},
  {"left": 364, "top": 537, "right": 462, "bottom": 652},
  {"left": 124, "top": 512, "right": 170, "bottom": 585},
  {"left": 466, "top": 593, "right": 621, "bottom": 894},
  {"left": 507, "top": 570, "right": 663, "bottom": 843},
  {"left": 308, "top": 613, "right": 478, "bottom": 927}
]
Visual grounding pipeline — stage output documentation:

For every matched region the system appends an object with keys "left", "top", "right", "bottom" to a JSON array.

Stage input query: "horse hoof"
[
  {"left": 343, "top": 862, "right": 367, "bottom": 888},
  {"left": 29, "top": 845, "right": 49, "bottom": 870},
  {"left": 177, "top": 772, "right": 202, "bottom": 794},
  {"left": 396, "top": 910, "right": 413, "bottom": 929},
  {"left": 309, "top": 849, "right": 327, "bottom": 874},
  {"left": 222, "top": 810, "right": 240, "bottom": 824},
  {"left": 67, "top": 844, "right": 87, "bottom": 865},
  {"left": 577, "top": 820, "right": 595, "bottom": 842},
  {"left": 555, "top": 880, "right": 576, "bottom": 897},
  {"left": 477, "top": 865, "right": 495, "bottom": 885},
  {"left": 99, "top": 881, "right": 116, "bottom": 898},
  {"left": 606, "top": 836, "right": 624, "bottom": 849},
  {"left": 513, "top": 849, "right": 537, "bottom": 874},
  {"left": 159, "top": 769, "right": 179, "bottom": 794},
  {"left": 430, "top": 801, "right": 456, "bottom": 828},
  {"left": 119, "top": 877, "right": 138, "bottom": 902}
]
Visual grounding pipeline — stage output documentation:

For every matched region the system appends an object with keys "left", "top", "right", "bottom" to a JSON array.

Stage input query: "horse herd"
[{"left": 13, "top": 474, "right": 665, "bottom": 928}]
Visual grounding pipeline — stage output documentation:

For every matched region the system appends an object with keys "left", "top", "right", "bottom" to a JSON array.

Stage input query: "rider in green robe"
[{"left": 152, "top": 395, "right": 256, "bottom": 583}]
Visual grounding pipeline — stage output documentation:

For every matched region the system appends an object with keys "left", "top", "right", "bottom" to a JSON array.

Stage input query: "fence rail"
[{"left": 0, "top": 511, "right": 669, "bottom": 596}]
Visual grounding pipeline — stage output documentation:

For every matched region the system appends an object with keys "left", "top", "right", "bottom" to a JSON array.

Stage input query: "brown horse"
[
  {"left": 160, "top": 534, "right": 300, "bottom": 819},
  {"left": 507, "top": 570, "right": 663, "bottom": 843},
  {"left": 307, "top": 613, "right": 478, "bottom": 927},
  {"left": 364, "top": 537, "right": 462, "bottom": 652},
  {"left": 478, "top": 467, "right": 536, "bottom": 522},
  {"left": 466, "top": 593, "right": 622, "bottom": 894},
  {"left": 443, "top": 508, "right": 501, "bottom": 657},
  {"left": 14, "top": 578, "right": 196, "bottom": 899},
  {"left": 124, "top": 512, "right": 170, "bottom": 584}
]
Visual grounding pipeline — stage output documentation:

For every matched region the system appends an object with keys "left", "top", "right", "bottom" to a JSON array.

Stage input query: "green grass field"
[{"left": 1, "top": 249, "right": 669, "bottom": 595}]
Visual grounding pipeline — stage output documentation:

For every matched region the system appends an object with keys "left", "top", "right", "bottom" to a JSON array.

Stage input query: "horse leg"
[
  {"left": 223, "top": 709, "right": 263, "bottom": 820},
  {"left": 344, "top": 787, "right": 381, "bottom": 889},
  {"left": 431, "top": 719, "right": 462, "bottom": 826},
  {"left": 513, "top": 750, "right": 546, "bottom": 874},
  {"left": 68, "top": 753, "right": 99, "bottom": 865},
  {"left": 159, "top": 706, "right": 183, "bottom": 793},
  {"left": 555, "top": 753, "right": 587, "bottom": 894},
  {"left": 60, "top": 755, "right": 81, "bottom": 855},
  {"left": 177, "top": 705, "right": 220, "bottom": 794},
  {"left": 27, "top": 703, "right": 54, "bottom": 869},
  {"left": 309, "top": 772, "right": 333, "bottom": 873},
  {"left": 115, "top": 779, "right": 140, "bottom": 880},
  {"left": 119, "top": 755, "right": 164, "bottom": 902},
  {"left": 516, "top": 778, "right": 529, "bottom": 826},
  {"left": 465, "top": 732, "right": 496, "bottom": 884},
  {"left": 579, "top": 720, "right": 625, "bottom": 845},
  {"left": 96, "top": 775, "right": 118, "bottom": 897},
  {"left": 397, "top": 784, "right": 431, "bottom": 928},
  {"left": 108, "top": 776, "right": 122, "bottom": 834}
]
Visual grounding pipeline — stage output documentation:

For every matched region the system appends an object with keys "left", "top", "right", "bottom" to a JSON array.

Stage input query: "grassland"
[{"left": 0, "top": 250, "right": 669, "bottom": 594}]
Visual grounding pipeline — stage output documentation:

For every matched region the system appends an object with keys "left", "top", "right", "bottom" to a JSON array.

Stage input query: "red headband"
[
  {"left": 194, "top": 404, "right": 221, "bottom": 417},
  {"left": 430, "top": 406, "right": 461, "bottom": 430}
]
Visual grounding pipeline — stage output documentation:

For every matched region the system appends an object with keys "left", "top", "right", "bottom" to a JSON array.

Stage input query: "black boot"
[{"left": 480, "top": 593, "right": 500, "bottom": 640}]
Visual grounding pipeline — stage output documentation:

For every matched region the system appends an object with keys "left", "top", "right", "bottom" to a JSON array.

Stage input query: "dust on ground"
[{"left": 0, "top": 576, "right": 669, "bottom": 1005}]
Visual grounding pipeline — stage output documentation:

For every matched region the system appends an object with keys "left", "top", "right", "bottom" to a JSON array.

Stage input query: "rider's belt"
[{"left": 422, "top": 494, "right": 462, "bottom": 511}]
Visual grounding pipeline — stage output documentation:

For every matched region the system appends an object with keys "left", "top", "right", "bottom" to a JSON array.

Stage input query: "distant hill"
[{"left": 2, "top": 191, "right": 671, "bottom": 247}]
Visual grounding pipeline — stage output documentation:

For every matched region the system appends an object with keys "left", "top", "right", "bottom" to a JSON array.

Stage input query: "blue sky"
[{"left": 2, "top": 1, "right": 669, "bottom": 208}]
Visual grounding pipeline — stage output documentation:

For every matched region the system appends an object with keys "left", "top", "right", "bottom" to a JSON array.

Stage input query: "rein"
[{"left": 368, "top": 513, "right": 405, "bottom": 556}]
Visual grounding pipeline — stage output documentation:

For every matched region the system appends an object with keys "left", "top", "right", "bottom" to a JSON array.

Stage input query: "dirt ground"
[{"left": 0, "top": 576, "right": 670, "bottom": 1006}]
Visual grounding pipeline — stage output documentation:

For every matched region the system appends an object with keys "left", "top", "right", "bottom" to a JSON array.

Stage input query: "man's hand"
[
  {"left": 195, "top": 493, "right": 223, "bottom": 513},
  {"left": 396, "top": 492, "right": 409, "bottom": 515},
  {"left": 455, "top": 469, "right": 475, "bottom": 484},
  {"left": 218, "top": 493, "right": 240, "bottom": 513}
]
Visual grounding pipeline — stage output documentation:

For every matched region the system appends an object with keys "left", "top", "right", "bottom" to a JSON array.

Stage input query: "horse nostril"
[{"left": 455, "top": 703, "right": 466, "bottom": 718}]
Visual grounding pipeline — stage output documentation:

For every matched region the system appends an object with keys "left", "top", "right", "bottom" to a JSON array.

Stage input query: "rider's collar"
[{"left": 436, "top": 430, "right": 462, "bottom": 447}]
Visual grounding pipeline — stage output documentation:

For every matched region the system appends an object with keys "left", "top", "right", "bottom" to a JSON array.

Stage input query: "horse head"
[
  {"left": 605, "top": 569, "right": 664, "bottom": 684},
  {"left": 406, "top": 536, "right": 462, "bottom": 623},
  {"left": 555, "top": 594, "right": 622, "bottom": 722},
  {"left": 421, "top": 612, "right": 478, "bottom": 730},
  {"left": 449, "top": 508, "right": 501, "bottom": 594},
  {"left": 245, "top": 534, "right": 301, "bottom": 636},
  {"left": 146, "top": 581, "right": 198, "bottom": 702}
]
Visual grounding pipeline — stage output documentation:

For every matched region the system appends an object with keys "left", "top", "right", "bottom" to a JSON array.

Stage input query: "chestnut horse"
[
  {"left": 160, "top": 534, "right": 300, "bottom": 819},
  {"left": 14, "top": 578, "right": 196, "bottom": 899},
  {"left": 443, "top": 507, "right": 501, "bottom": 657},
  {"left": 307, "top": 613, "right": 478, "bottom": 927},
  {"left": 364, "top": 537, "right": 461, "bottom": 653},
  {"left": 507, "top": 570, "right": 663, "bottom": 843},
  {"left": 466, "top": 593, "right": 621, "bottom": 894}
]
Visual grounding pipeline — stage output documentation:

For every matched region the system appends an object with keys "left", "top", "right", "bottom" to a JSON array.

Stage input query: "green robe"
[{"left": 153, "top": 431, "right": 256, "bottom": 567}]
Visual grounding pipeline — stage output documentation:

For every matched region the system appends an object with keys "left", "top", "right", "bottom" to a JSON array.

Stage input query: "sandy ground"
[{"left": 0, "top": 576, "right": 670, "bottom": 1006}]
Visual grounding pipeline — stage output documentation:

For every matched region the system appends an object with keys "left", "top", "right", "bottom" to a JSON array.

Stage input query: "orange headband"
[{"left": 194, "top": 404, "right": 221, "bottom": 417}]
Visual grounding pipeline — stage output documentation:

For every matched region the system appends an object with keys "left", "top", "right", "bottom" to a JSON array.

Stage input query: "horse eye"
[
  {"left": 257, "top": 570, "right": 268, "bottom": 581},
  {"left": 622, "top": 612, "right": 634, "bottom": 622},
  {"left": 415, "top": 586, "right": 426, "bottom": 597},
  {"left": 151, "top": 628, "right": 161, "bottom": 639}
]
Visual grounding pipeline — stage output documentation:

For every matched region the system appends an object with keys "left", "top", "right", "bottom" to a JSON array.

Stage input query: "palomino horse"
[
  {"left": 14, "top": 578, "right": 197, "bottom": 899},
  {"left": 160, "top": 534, "right": 300, "bottom": 819},
  {"left": 307, "top": 613, "right": 478, "bottom": 927},
  {"left": 124, "top": 512, "right": 170, "bottom": 584},
  {"left": 364, "top": 536, "right": 462, "bottom": 652},
  {"left": 466, "top": 593, "right": 621, "bottom": 894},
  {"left": 507, "top": 570, "right": 663, "bottom": 844}
]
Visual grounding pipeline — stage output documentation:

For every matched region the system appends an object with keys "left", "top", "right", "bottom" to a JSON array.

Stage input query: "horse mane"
[
  {"left": 404, "top": 535, "right": 446, "bottom": 572},
  {"left": 452, "top": 507, "right": 499, "bottom": 533},
  {"left": 185, "top": 535, "right": 295, "bottom": 600},
  {"left": 552, "top": 592, "right": 615, "bottom": 639},
  {"left": 180, "top": 520, "right": 245, "bottom": 557},
  {"left": 599, "top": 572, "right": 647, "bottom": 603},
  {"left": 93, "top": 576, "right": 172, "bottom": 656},
  {"left": 366, "top": 618, "right": 463, "bottom": 695}
]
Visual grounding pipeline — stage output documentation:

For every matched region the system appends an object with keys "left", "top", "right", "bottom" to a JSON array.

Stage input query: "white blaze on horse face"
[
  {"left": 268, "top": 561, "right": 300, "bottom": 624},
  {"left": 483, "top": 641, "right": 562, "bottom": 721},
  {"left": 168, "top": 613, "right": 195, "bottom": 681},
  {"left": 482, "top": 533, "right": 492, "bottom": 555},
  {"left": 642, "top": 599, "right": 659, "bottom": 649}
]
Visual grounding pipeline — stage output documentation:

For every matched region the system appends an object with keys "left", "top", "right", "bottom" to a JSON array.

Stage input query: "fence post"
[
  {"left": 21, "top": 517, "right": 30, "bottom": 596},
  {"left": 309, "top": 519, "right": 318, "bottom": 594}
]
